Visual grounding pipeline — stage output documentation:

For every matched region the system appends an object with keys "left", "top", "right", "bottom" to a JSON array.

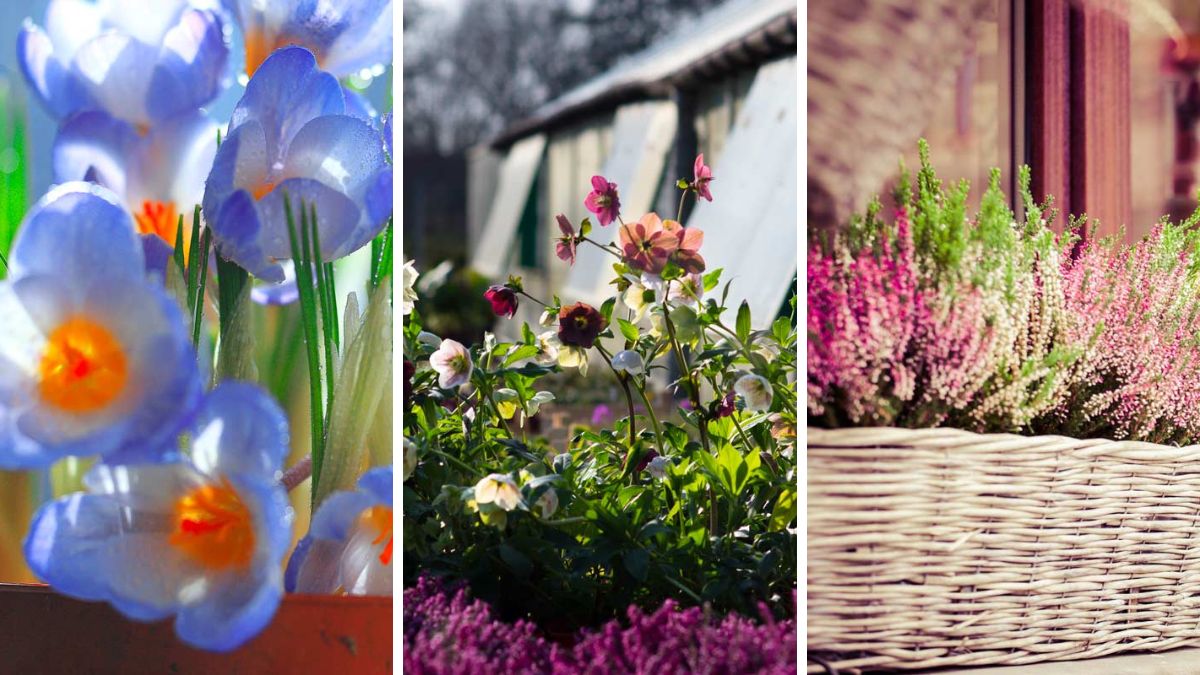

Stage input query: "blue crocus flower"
[
  {"left": 285, "top": 466, "right": 392, "bottom": 596},
  {"left": 18, "top": 0, "right": 229, "bottom": 127},
  {"left": 366, "top": 112, "right": 392, "bottom": 228},
  {"left": 224, "top": 0, "right": 391, "bottom": 79},
  {"left": 53, "top": 109, "right": 219, "bottom": 268},
  {"left": 0, "top": 183, "right": 202, "bottom": 468},
  {"left": 24, "top": 382, "right": 294, "bottom": 652},
  {"left": 202, "top": 46, "right": 389, "bottom": 283}
]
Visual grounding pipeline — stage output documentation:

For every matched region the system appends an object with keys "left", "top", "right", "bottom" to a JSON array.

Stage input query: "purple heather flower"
[{"left": 583, "top": 175, "right": 620, "bottom": 226}]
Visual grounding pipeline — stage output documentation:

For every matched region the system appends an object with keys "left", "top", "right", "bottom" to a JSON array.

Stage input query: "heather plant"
[
  {"left": 403, "top": 158, "right": 797, "bottom": 633},
  {"left": 808, "top": 141, "right": 1081, "bottom": 432},
  {"left": 402, "top": 576, "right": 798, "bottom": 675}
]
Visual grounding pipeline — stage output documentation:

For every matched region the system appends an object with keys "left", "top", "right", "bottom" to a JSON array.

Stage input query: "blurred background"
[{"left": 0, "top": 1, "right": 391, "bottom": 583}]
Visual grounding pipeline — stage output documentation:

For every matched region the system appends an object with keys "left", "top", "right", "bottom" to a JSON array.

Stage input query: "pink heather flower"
[
  {"left": 664, "top": 219, "right": 706, "bottom": 273},
  {"left": 430, "top": 339, "right": 473, "bottom": 389},
  {"left": 584, "top": 175, "right": 620, "bottom": 226},
  {"left": 619, "top": 213, "right": 680, "bottom": 274},
  {"left": 554, "top": 214, "right": 577, "bottom": 265},
  {"left": 484, "top": 285, "right": 518, "bottom": 318},
  {"left": 691, "top": 153, "right": 714, "bottom": 201}
]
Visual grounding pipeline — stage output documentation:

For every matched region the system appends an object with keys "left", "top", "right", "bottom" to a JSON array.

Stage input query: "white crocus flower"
[
  {"left": 611, "top": 350, "right": 644, "bottom": 375},
  {"left": 734, "top": 373, "right": 774, "bottom": 412},
  {"left": 473, "top": 473, "right": 523, "bottom": 511}
]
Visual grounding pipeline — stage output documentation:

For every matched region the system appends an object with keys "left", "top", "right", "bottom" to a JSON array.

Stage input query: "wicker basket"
[{"left": 807, "top": 426, "right": 1200, "bottom": 673}]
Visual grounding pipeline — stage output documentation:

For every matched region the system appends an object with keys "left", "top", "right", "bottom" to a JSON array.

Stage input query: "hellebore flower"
[
  {"left": 474, "top": 473, "right": 523, "bottom": 512},
  {"left": 429, "top": 339, "right": 472, "bottom": 389},
  {"left": 23, "top": 382, "right": 293, "bottom": 652},
  {"left": 535, "top": 488, "right": 558, "bottom": 519},
  {"left": 403, "top": 438, "right": 418, "bottom": 481},
  {"left": 202, "top": 47, "right": 390, "bottom": 284},
  {"left": 286, "top": 466, "right": 393, "bottom": 596},
  {"left": 225, "top": 0, "right": 393, "bottom": 78},
  {"left": 584, "top": 175, "right": 620, "bottom": 226},
  {"left": 53, "top": 109, "right": 219, "bottom": 265},
  {"left": 401, "top": 260, "right": 419, "bottom": 316},
  {"left": 555, "top": 214, "right": 578, "bottom": 265},
  {"left": 619, "top": 213, "right": 680, "bottom": 275},
  {"left": 647, "top": 455, "right": 671, "bottom": 480},
  {"left": 621, "top": 274, "right": 656, "bottom": 322},
  {"left": 663, "top": 220, "right": 706, "bottom": 274},
  {"left": 713, "top": 391, "right": 736, "bottom": 419},
  {"left": 0, "top": 183, "right": 202, "bottom": 468},
  {"left": 734, "top": 373, "right": 774, "bottom": 412},
  {"left": 691, "top": 153, "right": 714, "bottom": 202},
  {"left": 484, "top": 285, "right": 518, "bottom": 319},
  {"left": 611, "top": 350, "right": 644, "bottom": 375},
  {"left": 19, "top": 0, "right": 229, "bottom": 126},
  {"left": 558, "top": 302, "right": 607, "bottom": 349},
  {"left": 655, "top": 272, "right": 704, "bottom": 309}
]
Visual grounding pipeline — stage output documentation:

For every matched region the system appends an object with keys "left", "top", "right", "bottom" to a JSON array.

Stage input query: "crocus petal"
[
  {"left": 228, "top": 46, "right": 344, "bottom": 166},
  {"left": 316, "top": 0, "right": 393, "bottom": 77},
  {"left": 356, "top": 465, "right": 393, "bottom": 507},
  {"left": 291, "top": 537, "right": 344, "bottom": 594},
  {"left": 309, "top": 490, "right": 376, "bottom": 542},
  {"left": 17, "top": 23, "right": 93, "bottom": 119},
  {"left": 250, "top": 262, "right": 300, "bottom": 305},
  {"left": 43, "top": 0, "right": 106, "bottom": 61},
  {"left": 281, "top": 114, "right": 385, "bottom": 209},
  {"left": 145, "top": 8, "right": 229, "bottom": 122},
  {"left": 342, "top": 85, "right": 378, "bottom": 122},
  {"left": 126, "top": 110, "right": 220, "bottom": 211},
  {"left": 71, "top": 32, "right": 160, "bottom": 127},
  {"left": 207, "top": 189, "right": 284, "bottom": 282},
  {"left": 53, "top": 110, "right": 137, "bottom": 197},
  {"left": 10, "top": 183, "right": 143, "bottom": 285},
  {"left": 190, "top": 382, "right": 289, "bottom": 482},
  {"left": 256, "top": 177, "right": 363, "bottom": 260}
]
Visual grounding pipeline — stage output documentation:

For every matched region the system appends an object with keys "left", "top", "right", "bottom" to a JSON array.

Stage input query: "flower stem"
[
  {"left": 281, "top": 455, "right": 313, "bottom": 492},
  {"left": 581, "top": 236, "right": 622, "bottom": 258},
  {"left": 661, "top": 282, "right": 708, "bottom": 451},
  {"left": 596, "top": 344, "right": 637, "bottom": 450},
  {"left": 676, "top": 187, "right": 689, "bottom": 223},
  {"left": 518, "top": 289, "right": 550, "bottom": 308}
]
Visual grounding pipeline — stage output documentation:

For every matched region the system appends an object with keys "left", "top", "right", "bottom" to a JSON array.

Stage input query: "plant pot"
[
  {"left": 808, "top": 426, "right": 1200, "bottom": 673},
  {"left": 0, "top": 583, "right": 391, "bottom": 673}
]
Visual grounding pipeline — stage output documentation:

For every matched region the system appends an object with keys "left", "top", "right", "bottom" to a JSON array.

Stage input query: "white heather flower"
[
  {"left": 535, "top": 488, "right": 559, "bottom": 518},
  {"left": 401, "top": 260, "right": 419, "bottom": 315},
  {"left": 474, "top": 473, "right": 523, "bottom": 511},
  {"left": 429, "top": 339, "right": 473, "bottom": 389},
  {"left": 611, "top": 350, "right": 644, "bottom": 375},
  {"left": 734, "top": 373, "right": 773, "bottom": 412},
  {"left": 403, "top": 437, "right": 418, "bottom": 481},
  {"left": 647, "top": 455, "right": 671, "bottom": 479}
]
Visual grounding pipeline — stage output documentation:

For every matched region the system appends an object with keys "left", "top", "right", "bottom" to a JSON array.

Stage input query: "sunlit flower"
[
  {"left": 621, "top": 274, "right": 655, "bottom": 322},
  {"left": 534, "top": 330, "right": 560, "bottom": 366},
  {"left": 535, "top": 488, "right": 558, "bottom": 518},
  {"left": 429, "top": 339, "right": 472, "bottom": 389},
  {"left": 473, "top": 473, "right": 523, "bottom": 512},
  {"left": 54, "top": 109, "right": 218, "bottom": 265},
  {"left": 24, "top": 382, "right": 293, "bottom": 652},
  {"left": 691, "top": 153, "right": 714, "bottom": 202},
  {"left": 768, "top": 413, "right": 796, "bottom": 442},
  {"left": 583, "top": 175, "right": 620, "bottom": 226},
  {"left": 544, "top": 333, "right": 589, "bottom": 376},
  {"left": 18, "top": 0, "right": 229, "bottom": 126},
  {"left": 401, "top": 260, "right": 419, "bottom": 315},
  {"left": 713, "top": 391, "right": 735, "bottom": 419},
  {"left": 611, "top": 349, "right": 644, "bottom": 375},
  {"left": 555, "top": 214, "right": 578, "bottom": 265},
  {"left": 734, "top": 373, "right": 773, "bottom": 412},
  {"left": 647, "top": 455, "right": 671, "bottom": 480},
  {"left": 654, "top": 272, "right": 704, "bottom": 309},
  {"left": 484, "top": 285, "right": 518, "bottom": 318},
  {"left": 202, "top": 47, "right": 390, "bottom": 284},
  {"left": 558, "top": 302, "right": 607, "bottom": 349},
  {"left": 619, "top": 213, "right": 679, "bottom": 274},
  {"left": 539, "top": 307, "right": 558, "bottom": 328},
  {"left": 662, "top": 220, "right": 705, "bottom": 274},
  {"left": 225, "top": 0, "right": 393, "bottom": 78},
  {"left": 286, "top": 466, "right": 392, "bottom": 597},
  {"left": 0, "top": 184, "right": 202, "bottom": 468}
]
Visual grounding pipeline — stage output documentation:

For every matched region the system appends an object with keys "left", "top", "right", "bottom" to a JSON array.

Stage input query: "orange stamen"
[
  {"left": 38, "top": 317, "right": 127, "bottom": 413},
  {"left": 360, "top": 505, "right": 393, "bottom": 566},
  {"left": 134, "top": 200, "right": 189, "bottom": 261},
  {"left": 170, "top": 478, "right": 256, "bottom": 570},
  {"left": 251, "top": 182, "right": 277, "bottom": 201}
]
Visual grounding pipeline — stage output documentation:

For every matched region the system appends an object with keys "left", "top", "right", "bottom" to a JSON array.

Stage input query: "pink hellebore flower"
[
  {"left": 555, "top": 214, "right": 577, "bottom": 265},
  {"left": 584, "top": 176, "right": 620, "bottom": 226},
  {"left": 619, "top": 213, "right": 680, "bottom": 274},
  {"left": 691, "top": 154, "right": 714, "bottom": 201},
  {"left": 484, "top": 285, "right": 519, "bottom": 318},
  {"left": 663, "top": 220, "right": 705, "bottom": 274},
  {"left": 430, "top": 339, "right": 473, "bottom": 389}
]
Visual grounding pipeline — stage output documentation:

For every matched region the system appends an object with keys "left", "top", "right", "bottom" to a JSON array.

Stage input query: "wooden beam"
[{"left": 1027, "top": 0, "right": 1072, "bottom": 224}]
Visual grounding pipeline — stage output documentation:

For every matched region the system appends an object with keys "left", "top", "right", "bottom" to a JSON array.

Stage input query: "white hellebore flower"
[
  {"left": 430, "top": 339, "right": 473, "bottom": 389},
  {"left": 417, "top": 331, "right": 443, "bottom": 348},
  {"left": 536, "top": 488, "right": 559, "bottom": 518},
  {"left": 535, "top": 330, "right": 560, "bottom": 366},
  {"left": 734, "top": 373, "right": 774, "bottom": 412},
  {"left": 545, "top": 333, "right": 589, "bottom": 376},
  {"left": 622, "top": 273, "right": 656, "bottom": 322},
  {"left": 656, "top": 273, "right": 704, "bottom": 309},
  {"left": 647, "top": 455, "right": 671, "bottom": 480},
  {"left": 403, "top": 437, "right": 418, "bottom": 481},
  {"left": 474, "top": 473, "right": 523, "bottom": 511},
  {"left": 401, "top": 260, "right": 419, "bottom": 315},
  {"left": 611, "top": 350, "right": 644, "bottom": 375}
]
